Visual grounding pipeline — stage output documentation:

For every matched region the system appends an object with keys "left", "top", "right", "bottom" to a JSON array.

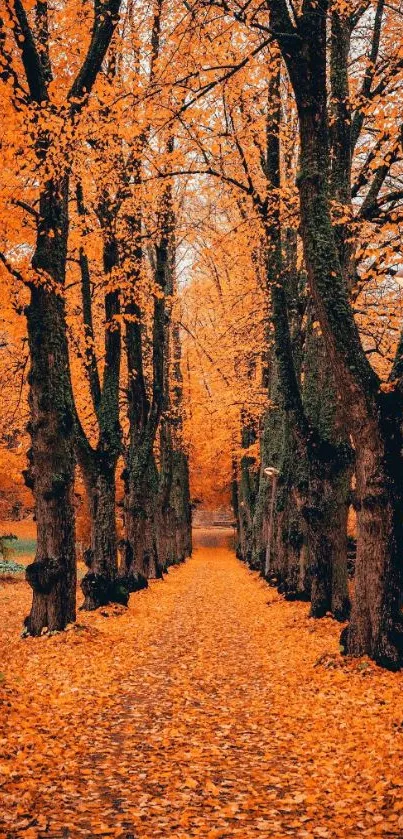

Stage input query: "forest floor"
[{"left": 1, "top": 530, "right": 403, "bottom": 839}]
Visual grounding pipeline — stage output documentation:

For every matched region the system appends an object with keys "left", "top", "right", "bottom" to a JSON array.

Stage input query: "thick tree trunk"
[
  {"left": 157, "top": 418, "right": 174, "bottom": 573},
  {"left": 232, "top": 458, "right": 242, "bottom": 559},
  {"left": 121, "top": 452, "right": 160, "bottom": 585},
  {"left": 305, "top": 471, "right": 350, "bottom": 621},
  {"left": 299, "top": 168, "right": 403, "bottom": 658},
  {"left": 283, "top": 499, "right": 308, "bottom": 600},
  {"left": 80, "top": 463, "right": 127, "bottom": 609},
  {"left": 277, "top": 412, "right": 308, "bottom": 599},
  {"left": 341, "top": 410, "right": 403, "bottom": 667},
  {"left": 273, "top": 485, "right": 308, "bottom": 600},
  {"left": 252, "top": 396, "right": 283, "bottom": 576},
  {"left": 123, "top": 493, "right": 159, "bottom": 583},
  {"left": 10, "top": 0, "right": 124, "bottom": 635},
  {"left": 157, "top": 412, "right": 191, "bottom": 571},
  {"left": 330, "top": 476, "right": 351, "bottom": 620},
  {"left": 24, "top": 290, "right": 76, "bottom": 634},
  {"left": 238, "top": 487, "right": 255, "bottom": 566},
  {"left": 24, "top": 179, "right": 76, "bottom": 636},
  {"left": 157, "top": 505, "right": 176, "bottom": 571},
  {"left": 271, "top": 275, "right": 351, "bottom": 617},
  {"left": 274, "top": 500, "right": 291, "bottom": 591},
  {"left": 253, "top": 476, "right": 271, "bottom": 575},
  {"left": 302, "top": 316, "right": 351, "bottom": 620},
  {"left": 171, "top": 449, "right": 192, "bottom": 562}
]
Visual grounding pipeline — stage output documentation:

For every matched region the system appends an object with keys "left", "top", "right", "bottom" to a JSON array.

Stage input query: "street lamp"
[{"left": 263, "top": 466, "right": 280, "bottom": 578}]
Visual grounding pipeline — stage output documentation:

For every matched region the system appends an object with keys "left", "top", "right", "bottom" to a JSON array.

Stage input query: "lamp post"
[{"left": 264, "top": 466, "right": 280, "bottom": 578}]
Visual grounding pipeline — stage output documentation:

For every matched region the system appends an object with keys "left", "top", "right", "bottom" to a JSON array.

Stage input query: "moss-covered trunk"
[
  {"left": 10, "top": 0, "right": 123, "bottom": 633},
  {"left": 24, "top": 177, "right": 76, "bottom": 636},
  {"left": 302, "top": 315, "right": 351, "bottom": 620},
  {"left": 171, "top": 449, "right": 192, "bottom": 562},
  {"left": 299, "top": 144, "right": 403, "bottom": 657},
  {"left": 122, "top": 449, "right": 159, "bottom": 584},
  {"left": 340, "top": 406, "right": 403, "bottom": 666},
  {"left": 237, "top": 411, "right": 259, "bottom": 566},
  {"left": 272, "top": 1, "right": 403, "bottom": 665},
  {"left": 157, "top": 420, "right": 176, "bottom": 571},
  {"left": 303, "top": 470, "right": 350, "bottom": 620},
  {"left": 157, "top": 446, "right": 191, "bottom": 570},
  {"left": 252, "top": 370, "right": 284, "bottom": 577},
  {"left": 80, "top": 462, "right": 124, "bottom": 609}
]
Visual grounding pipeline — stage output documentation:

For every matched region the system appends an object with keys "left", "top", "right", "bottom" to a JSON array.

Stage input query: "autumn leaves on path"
[{"left": 1, "top": 531, "right": 403, "bottom": 839}]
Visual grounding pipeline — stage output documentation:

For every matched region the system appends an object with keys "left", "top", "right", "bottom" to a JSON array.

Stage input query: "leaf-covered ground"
[{"left": 1, "top": 529, "right": 403, "bottom": 838}]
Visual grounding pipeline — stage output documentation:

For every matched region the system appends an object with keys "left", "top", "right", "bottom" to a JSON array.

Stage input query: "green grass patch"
[{"left": 0, "top": 534, "right": 35, "bottom": 577}]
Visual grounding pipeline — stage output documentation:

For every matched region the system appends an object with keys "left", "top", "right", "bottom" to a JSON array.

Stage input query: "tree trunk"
[
  {"left": 305, "top": 471, "right": 350, "bottom": 621},
  {"left": 341, "top": 407, "right": 403, "bottom": 666},
  {"left": 302, "top": 315, "right": 351, "bottom": 620},
  {"left": 24, "top": 178, "right": 76, "bottom": 636},
  {"left": 284, "top": 499, "right": 308, "bottom": 600},
  {"left": 121, "top": 451, "right": 160, "bottom": 585},
  {"left": 80, "top": 463, "right": 127, "bottom": 609},
  {"left": 237, "top": 411, "right": 259, "bottom": 566},
  {"left": 171, "top": 449, "right": 192, "bottom": 562},
  {"left": 10, "top": 0, "right": 123, "bottom": 635},
  {"left": 330, "top": 475, "right": 351, "bottom": 620},
  {"left": 252, "top": 395, "right": 283, "bottom": 576},
  {"left": 232, "top": 457, "right": 242, "bottom": 558},
  {"left": 157, "top": 505, "right": 176, "bottom": 571},
  {"left": 298, "top": 153, "right": 403, "bottom": 659}
]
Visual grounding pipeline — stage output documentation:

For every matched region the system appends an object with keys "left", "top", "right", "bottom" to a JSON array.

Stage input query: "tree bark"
[
  {"left": 121, "top": 451, "right": 159, "bottom": 585},
  {"left": 304, "top": 470, "right": 350, "bottom": 620},
  {"left": 80, "top": 462, "right": 127, "bottom": 609},
  {"left": 157, "top": 417, "right": 177, "bottom": 572},
  {"left": 302, "top": 314, "right": 351, "bottom": 620},
  {"left": 168, "top": 318, "right": 192, "bottom": 564},
  {"left": 341, "top": 406, "right": 403, "bottom": 665},
  {"left": 237, "top": 410, "right": 259, "bottom": 566},
  {"left": 122, "top": 158, "right": 170, "bottom": 581},
  {"left": 171, "top": 449, "right": 192, "bottom": 562},
  {"left": 24, "top": 178, "right": 76, "bottom": 635}
]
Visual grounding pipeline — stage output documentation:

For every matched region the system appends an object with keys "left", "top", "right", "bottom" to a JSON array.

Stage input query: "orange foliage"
[
  {"left": 180, "top": 189, "right": 266, "bottom": 507},
  {"left": 0, "top": 0, "right": 403, "bottom": 513}
]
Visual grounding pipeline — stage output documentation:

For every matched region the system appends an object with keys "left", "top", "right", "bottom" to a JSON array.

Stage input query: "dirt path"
[{"left": 1, "top": 531, "right": 403, "bottom": 838}]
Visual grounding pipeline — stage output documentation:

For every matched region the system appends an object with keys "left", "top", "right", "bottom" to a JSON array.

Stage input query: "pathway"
[{"left": 1, "top": 530, "right": 403, "bottom": 838}]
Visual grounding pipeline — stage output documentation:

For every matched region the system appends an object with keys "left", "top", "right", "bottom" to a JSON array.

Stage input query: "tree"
[{"left": 0, "top": 0, "right": 122, "bottom": 633}]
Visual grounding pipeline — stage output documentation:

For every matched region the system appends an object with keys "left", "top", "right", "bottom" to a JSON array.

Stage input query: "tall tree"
[{"left": 0, "top": 0, "right": 122, "bottom": 633}]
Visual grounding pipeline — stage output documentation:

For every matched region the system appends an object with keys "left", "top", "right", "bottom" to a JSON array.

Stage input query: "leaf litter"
[{"left": 1, "top": 533, "right": 403, "bottom": 838}]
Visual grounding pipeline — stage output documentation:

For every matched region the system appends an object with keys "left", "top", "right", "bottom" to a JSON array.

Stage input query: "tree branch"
[
  {"left": 6, "top": 0, "right": 48, "bottom": 102},
  {"left": 0, "top": 251, "right": 27, "bottom": 285},
  {"left": 68, "top": 0, "right": 122, "bottom": 112}
]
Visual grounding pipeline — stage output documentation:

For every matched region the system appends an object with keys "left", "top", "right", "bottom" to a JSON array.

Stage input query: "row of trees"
[
  {"left": 233, "top": 0, "right": 403, "bottom": 670},
  {"left": 0, "top": 0, "right": 192, "bottom": 633},
  {"left": 178, "top": 0, "right": 403, "bottom": 669}
]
